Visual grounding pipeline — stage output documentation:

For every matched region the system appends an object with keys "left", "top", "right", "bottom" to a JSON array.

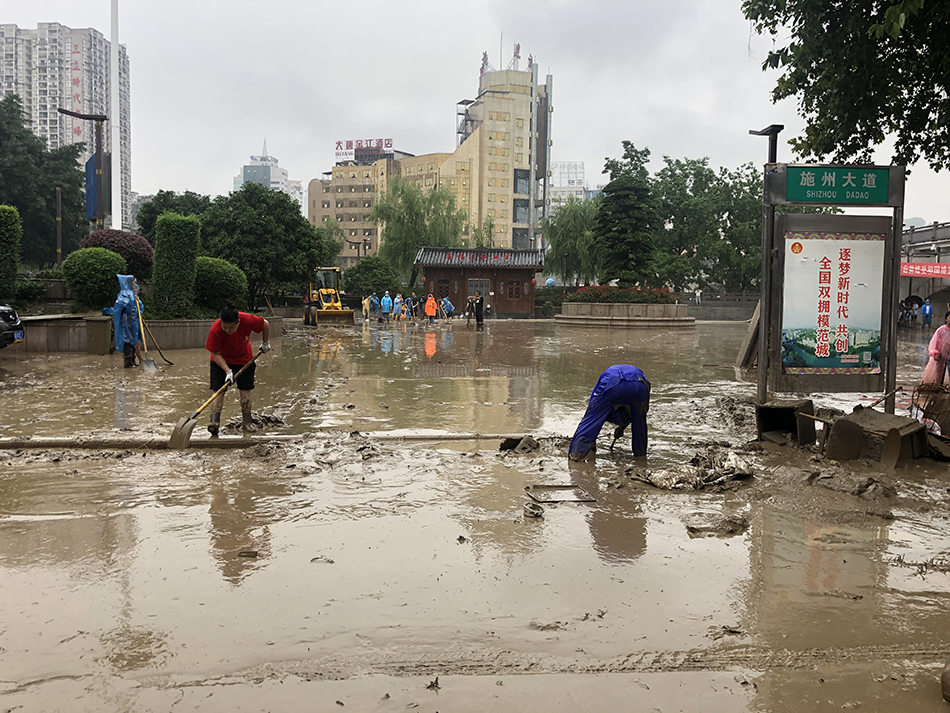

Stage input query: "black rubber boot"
[
  {"left": 207, "top": 412, "right": 220, "bottom": 438},
  {"left": 123, "top": 343, "right": 136, "bottom": 368}
]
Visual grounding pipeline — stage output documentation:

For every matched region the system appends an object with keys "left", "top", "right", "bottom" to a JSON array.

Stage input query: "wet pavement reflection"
[{"left": 1, "top": 320, "right": 949, "bottom": 710}]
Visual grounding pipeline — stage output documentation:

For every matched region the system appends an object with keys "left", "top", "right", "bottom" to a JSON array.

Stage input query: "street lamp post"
[
  {"left": 749, "top": 124, "right": 784, "bottom": 404},
  {"left": 57, "top": 108, "right": 108, "bottom": 231}
]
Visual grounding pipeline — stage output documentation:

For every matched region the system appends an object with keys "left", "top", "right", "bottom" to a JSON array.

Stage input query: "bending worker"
[
  {"left": 569, "top": 364, "right": 650, "bottom": 460},
  {"left": 206, "top": 303, "right": 270, "bottom": 436}
]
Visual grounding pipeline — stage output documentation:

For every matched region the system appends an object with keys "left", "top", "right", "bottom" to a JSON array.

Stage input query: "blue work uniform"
[{"left": 569, "top": 365, "right": 650, "bottom": 460}]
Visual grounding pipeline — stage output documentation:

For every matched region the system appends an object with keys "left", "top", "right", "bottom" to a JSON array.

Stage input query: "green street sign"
[{"left": 785, "top": 166, "right": 890, "bottom": 205}]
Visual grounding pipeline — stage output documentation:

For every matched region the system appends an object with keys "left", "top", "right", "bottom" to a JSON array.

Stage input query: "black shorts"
[{"left": 210, "top": 361, "right": 255, "bottom": 391}]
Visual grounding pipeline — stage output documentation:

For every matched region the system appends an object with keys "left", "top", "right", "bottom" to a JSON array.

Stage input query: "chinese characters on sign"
[
  {"left": 70, "top": 41, "right": 83, "bottom": 135},
  {"left": 782, "top": 232, "right": 885, "bottom": 374},
  {"left": 900, "top": 262, "right": 950, "bottom": 278},
  {"left": 334, "top": 138, "right": 394, "bottom": 163},
  {"left": 785, "top": 166, "right": 890, "bottom": 205}
]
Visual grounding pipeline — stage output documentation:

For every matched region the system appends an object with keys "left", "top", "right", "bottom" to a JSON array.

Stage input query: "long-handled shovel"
[
  {"left": 135, "top": 298, "right": 158, "bottom": 374},
  {"left": 169, "top": 350, "right": 264, "bottom": 449},
  {"left": 142, "top": 320, "right": 174, "bottom": 366}
]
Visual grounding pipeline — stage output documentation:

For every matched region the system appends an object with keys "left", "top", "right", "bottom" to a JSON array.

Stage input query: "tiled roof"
[{"left": 414, "top": 247, "right": 544, "bottom": 269}]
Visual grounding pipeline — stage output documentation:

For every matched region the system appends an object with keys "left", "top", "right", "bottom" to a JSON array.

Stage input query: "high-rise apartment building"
[
  {"left": 0, "top": 22, "right": 132, "bottom": 228},
  {"left": 308, "top": 56, "right": 552, "bottom": 264},
  {"left": 233, "top": 141, "right": 305, "bottom": 214}
]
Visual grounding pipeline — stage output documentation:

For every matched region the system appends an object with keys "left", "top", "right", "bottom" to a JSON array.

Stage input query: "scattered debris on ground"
[
  {"left": 684, "top": 513, "right": 750, "bottom": 538},
  {"left": 628, "top": 448, "right": 754, "bottom": 491}
]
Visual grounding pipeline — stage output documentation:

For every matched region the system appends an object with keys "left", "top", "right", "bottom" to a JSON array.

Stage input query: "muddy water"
[{"left": 2, "top": 321, "right": 950, "bottom": 711}]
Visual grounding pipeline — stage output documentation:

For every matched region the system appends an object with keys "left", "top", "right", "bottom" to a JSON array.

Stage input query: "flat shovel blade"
[
  {"left": 143, "top": 357, "right": 159, "bottom": 374},
  {"left": 169, "top": 416, "right": 197, "bottom": 449}
]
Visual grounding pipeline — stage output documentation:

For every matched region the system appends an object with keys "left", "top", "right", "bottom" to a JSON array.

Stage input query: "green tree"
[
  {"left": 0, "top": 205, "right": 23, "bottom": 300},
  {"left": 0, "top": 95, "right": 85, "bottom": 266},
  {"left": 371, "top": 175, "right": 465, "bottom": 278},
  {"left": 651, "top": 157, "right": 724, "bottom": 291},
  {"left": 62, "top": 247, "right": 127, "bottom": 310},
  {"left": 200, "top": 182, "right": 332, "bottom": 309},
  {"left": 542, "top": 195, "right": 600, "bottom": 285},
  {"left": 319, "top": 216, "right": 345, "bottom": 266},
  {"left": 470, "top": 214, "right": 497, "bottom": 248},
  {"left": 742, "top": 0, "right": 947, "bottom": 168},
  {"left": 135, "top": 189, "right": 212, "bottom": 243},
  {"left": 595, "top": 142, "right": 661, "bottom": 287},
  {"left": 709, "top": 163, "right": 763, "bottom": 292},
  {"left": 342, "top": 255, "right": 402, "bottom": 298},
  {"left": 194, "top": 256, "right": 248, "bottom": 312},
  {"left": 152, "top": 213, "right": 200, "bottom": 318}
]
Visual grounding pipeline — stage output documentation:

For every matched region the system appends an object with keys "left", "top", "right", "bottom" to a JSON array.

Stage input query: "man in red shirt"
[{"left": 206, "top": 303, "right": 271, "bottom": 436}]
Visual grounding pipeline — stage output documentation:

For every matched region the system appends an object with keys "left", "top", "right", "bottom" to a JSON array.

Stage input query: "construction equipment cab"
[{"left": 303, "top": 267, "right": 355, "bottom": 326}]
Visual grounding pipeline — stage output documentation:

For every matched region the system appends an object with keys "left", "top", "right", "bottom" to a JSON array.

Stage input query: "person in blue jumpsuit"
[
  {"left": 381, "top": 291, "right": 393, "bottom": 322},
  {"left": 922, "top": 299, "right": 934, "bottom": 329},
  {"left": 102, "top": 274, "right": 142, "bottom": 368},
  {"left": 569, "top": 365, "right": 650, "bottom": 460}
]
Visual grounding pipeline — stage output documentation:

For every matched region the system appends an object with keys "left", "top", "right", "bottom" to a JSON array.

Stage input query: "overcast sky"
[{"left": 7, "top": 0, "right": 950, "bottom": 224}]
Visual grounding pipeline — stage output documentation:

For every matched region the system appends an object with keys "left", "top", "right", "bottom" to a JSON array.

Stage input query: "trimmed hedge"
[
  {"left": 81, "top": 228, "right": 154, "bottom": 279},
  {"left": 14, "top": 280, "right": 47, "bottom": 307},
  {"left": 564, "top": 285, "right": 676, "bottom": 304},
  {"left": 194, "top": 256, "right": 248, "bottom": 311},
  {"left": 0, "top": 205, "right": 23, "bottom": 301},
  {"left": 62, "top": 247, "right": 127, "bottom": 309},
  {"left": 151, "top": 213, "right": 200, "bottom": 318}
]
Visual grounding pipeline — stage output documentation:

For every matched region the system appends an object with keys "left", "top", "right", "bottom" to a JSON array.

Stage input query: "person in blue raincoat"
[
  {"left": 102, "top": 274, "right": 142, "bottom": 368},
  {"left": 381, "top": 291, "right": 393, "bottom": 322},
  {"left": 369, "top": 292, "right": 380, "bottom": 317},
  {"left": 441, "top": 296, "right": 455, "bottom": 320},
  {"left": 569, "top": 364, "right": 650, "bottom": 460}
]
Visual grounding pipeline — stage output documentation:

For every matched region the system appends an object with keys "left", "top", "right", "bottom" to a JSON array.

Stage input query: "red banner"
[{"left": 901, "top": 262, "right": 950, "bottom": 277}]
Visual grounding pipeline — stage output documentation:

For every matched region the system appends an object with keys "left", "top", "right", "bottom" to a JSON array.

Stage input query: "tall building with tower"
[
  {"left": 0, "top": 22, "right": 132, "bottom": 228},
  {"left": 308, "top": 47, "right": 552, "bottom": 264},
  {"left": 234, "top": 141, "right": 305, "bottom": 213}
]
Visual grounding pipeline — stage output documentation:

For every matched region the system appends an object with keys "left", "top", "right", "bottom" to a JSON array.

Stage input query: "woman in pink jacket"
[{"left": 921, "top": 310, "right": 950, "bottom": 385}]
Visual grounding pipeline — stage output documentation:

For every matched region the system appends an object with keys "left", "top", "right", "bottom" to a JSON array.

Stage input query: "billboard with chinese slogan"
[{"left": 781, "top": 231, "right": 886, "bottom": 374}]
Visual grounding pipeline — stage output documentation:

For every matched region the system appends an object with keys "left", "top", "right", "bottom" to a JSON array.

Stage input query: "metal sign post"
[{"left": 758, "top": 164, "right": 906, "bottom": 413}]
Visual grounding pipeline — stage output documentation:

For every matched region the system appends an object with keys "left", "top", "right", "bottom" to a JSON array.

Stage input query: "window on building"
[
  {"left": 363, "top": 200, "right": 372, "bottom": 208},
  {"left": 488, "top": 178, "right": 495, "bottom": 187},
  {"left": 336, "top": 201, "right": 344, "bottom": 208},
  {"left": 488, "top": 209, "right": 495, "bottom": 218},
  {"left": 350, "top": 229, "right": 358, "bottom": 236},
  {"left": 349, "top": 186, "right": 356, "bottom": 192},
  {"left": 349, "top": 171, "right": 356, "bottom": 178},
  {"left": 500, "top": 195, "right": 508, "bottom": 203},
  {"left": 502, "top": 163, "right": 509, "bottom": 171},
  {"left": 322, "top": 201, "right": 330, "bottom": 208},
  {"left": 487, "top": 193, "right": 495, "bottom": 202},
  {"left": 488, "top": 162, "right": 496, "bottom": 171},
  {"left": 489, "top": 147, "right": 496, "bottom": 156},
  {"left": 336, "top": 186, "right": 343, "bottom": 192},
  {"left": 348, "top": 200, "right": 357, "bottom": 207},
  {"left": 363, "top": 170, "right": 370, "bottom": 178},
  {"left": 324, "top": 186, "right": 330, "bottom": 193},
  {"left": 364, "top": 185, "right": 373, "bottom": 192},
  {"left": 336, "top": 214, "right": 344, "bottom": 221},
  {"left": 501, "top": 148, "right": 510, "bottom": 157},
  {"left": 427, "top": 163, "right": 434, "bottom": 171},
  {"left": 500, "top": 209, "right": 508, "bottom": 218},
  {"left": 516, "top": 137, "right": 523, "bottom": 147},
  {"left": 504, "top": 112, "right": 510, "bottom": 121},
  {"left": 363, "top": 229, "right": 374, "bottom": 236},
  {"left": 515, "top": 153, "right": 523, "bottom": 163},
  {"left": 350, "top": 215, "right": 357, "bottom": 221},
  {"left": 516, "top": 118, "right": 524, "bottom": 128},
  {"left": 507, "top": 282, "right": 521, "bottom": 299},
  {"left": 501, "top": 178, "right": 509, "bottom": 187}
]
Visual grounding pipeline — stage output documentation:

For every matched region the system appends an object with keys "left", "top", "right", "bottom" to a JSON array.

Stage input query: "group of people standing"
[
  {"left": 362, "top": 290, "right": 485, "bottom": 328},
  {"left": 899, "top": 298, "right": 936, "bottom": 328}
]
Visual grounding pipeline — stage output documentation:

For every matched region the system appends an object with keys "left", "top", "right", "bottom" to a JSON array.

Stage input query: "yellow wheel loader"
[{"left": 303, "top": 267, "right": 355, "bottom": 326}]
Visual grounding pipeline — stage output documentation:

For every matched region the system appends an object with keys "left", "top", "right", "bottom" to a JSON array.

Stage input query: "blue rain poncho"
[
  {"left": 381, "top": 292, "right": 393, "bottom": 314},
  {"left": 102, "top": 274, "right": 141, "bottom": 350},
  {"left": 569, "top": 364, "right": 650, "bottom": 460},
  {"left": 370, "top": 293, "right": 380, "bottom": 313},
  {"left": 442, "top": 297, "right": 454, "bottom": 313}
]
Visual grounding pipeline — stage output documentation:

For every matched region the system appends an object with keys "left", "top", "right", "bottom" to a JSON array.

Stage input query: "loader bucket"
[{"left": 315, "top": 309, "right": 355, "bottom": 326}]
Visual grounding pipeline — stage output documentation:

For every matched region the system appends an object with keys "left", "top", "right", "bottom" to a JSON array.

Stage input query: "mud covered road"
[{"left": 2, "top": 321, "right": 950, "bottom": 711}]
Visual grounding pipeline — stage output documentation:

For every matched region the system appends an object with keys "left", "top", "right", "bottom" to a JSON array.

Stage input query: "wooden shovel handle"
[{"left": 187, "top": 350, "right": 263, "bottom": 420}]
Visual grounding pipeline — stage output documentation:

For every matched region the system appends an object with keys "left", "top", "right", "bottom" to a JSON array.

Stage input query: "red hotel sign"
[{"left": 901, "top": 262, "right": 950, "bottom": 277}]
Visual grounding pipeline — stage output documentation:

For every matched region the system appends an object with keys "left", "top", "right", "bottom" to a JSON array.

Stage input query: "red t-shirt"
[{"left": 206, "top": 312, "right": 265, "bottom": 365}]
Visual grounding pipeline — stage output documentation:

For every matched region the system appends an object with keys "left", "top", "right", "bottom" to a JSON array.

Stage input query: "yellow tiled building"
[{"left": 308, "top": 64, "right": 552, "bottom": 268}]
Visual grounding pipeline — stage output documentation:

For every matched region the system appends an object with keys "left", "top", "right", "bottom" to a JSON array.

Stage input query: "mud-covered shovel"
[
  {"left": 168, "top": 350, "right": 264, "bottom": 449},
  {"left": 135, "top": 298, "right": 158, "bottom": 374}
]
